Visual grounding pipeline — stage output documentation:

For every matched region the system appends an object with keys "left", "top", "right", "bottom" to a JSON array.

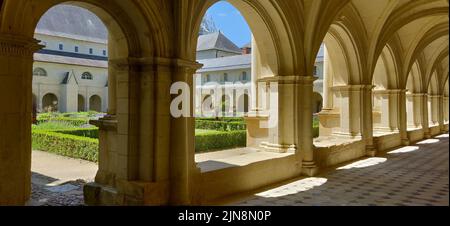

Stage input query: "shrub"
[
  {"left": 32, "top": 131, "right": 98, "bottom": 162},
  {"left": 195, "top": 130, "right": 247, "bottom": 153},
  {"left": 195, "top": 120, "right": 246, "bottom": 131},
  {"left": 33, "top": 121, "right": 79, "bottom": 131},
  {"left": 51, "top": 128, "right": 99, "bottom": 139},
  {"left": 37, "top": 117, "right": 89, "bottom": 127}
]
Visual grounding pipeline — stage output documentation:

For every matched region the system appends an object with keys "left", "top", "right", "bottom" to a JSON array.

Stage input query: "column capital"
[
  {"left": 109, "top": 57, "right": 202, "bottom": 73},
  {"left": 331, "top": 84, "right": 374, "bottom": 92},
  {"left": 373, "top": 89, "right": 408, "bottom": 95},
  {"left": 0, "top": 34, "right": 43, "bottom": 57},
  {"left": 406, "top": 93, "right": 427, "bottom": 97},
  {"left": 428, "top": 94, "right": 444, "bottom": 99},
  {"left": 258, "top": 75, "right": 318, "bottom": 85}
]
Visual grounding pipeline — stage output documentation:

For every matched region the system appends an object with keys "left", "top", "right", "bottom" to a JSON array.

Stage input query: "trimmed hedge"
[
  {"left": 51, "top": 128, "right": 99, "bottom": 139},
  {"left": 195, "top": 120, "right": 246, "bottom": 131},
  {"left": 195, "top": 130, "right": 247, "bottom": 153},
  {"left": 196, "top": 117, "right": 245, "bottom": 122},
  {"left": 37, "top": 117, "right": 89, "bottom": 126},
  {"left": 32, "top": 130, "right": 98, "bottom": 162}
]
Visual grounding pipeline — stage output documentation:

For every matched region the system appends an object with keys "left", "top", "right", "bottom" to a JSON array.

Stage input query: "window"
[
  {"left": 314, "top": 66, "right": 318, "bottom": 76},
  {"left": 242, "top": 71, "right": 248, "bottom": 81},
  {"left": 81, "top": 72, "right": 93, "bottom": 80},
  {"left": 33, "top": 68, "right": 47, "bottom": 77},
  {"left": 223, "top": 73, "right": 228, "bottom": 82},
  {"left": 75, "top": 46, "right": 79, "bottom": 53},
  {"left": 89, "top": 48, "right": 93, "bottom": 54},
  {"left": 103, "top": 50, "right": 107, "bottom": 56},
  {"left": 59, "top": 44, "right": 64, "bottom": 51},
  {"left": 205, "top": 74, "right": 211, "bottom": 83}
]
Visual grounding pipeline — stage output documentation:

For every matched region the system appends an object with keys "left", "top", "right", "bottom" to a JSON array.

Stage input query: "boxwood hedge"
[
  {"left": 32, "top": 130, "right": 99, "bottom": 162},
  {"left": 195, "top": 120, "right": 246, "bottom": 131},
  {"left": 195, "top": 130, "right": 246, "bottom": 153}
]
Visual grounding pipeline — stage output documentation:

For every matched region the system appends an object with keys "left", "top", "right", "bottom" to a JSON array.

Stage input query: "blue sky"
[{"left": 205, "top": 1, "right": 252, "bottom": 47}]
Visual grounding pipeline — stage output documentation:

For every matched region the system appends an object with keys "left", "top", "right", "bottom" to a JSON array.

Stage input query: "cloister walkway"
[{"left": 231, "top": 134, "right": 449, "bottom": 206}]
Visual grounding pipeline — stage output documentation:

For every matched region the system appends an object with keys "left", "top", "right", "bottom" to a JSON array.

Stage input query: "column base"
[
  {"left": 366, "top": 145, "right": 377, "bottom": 157},
  {"left": 84, "top": 180, "right": 170, "bottom": 206},
  {"left": 301, "top": 161, "right": 319, "bottom": 177},
  {"left": 260, "top": 142, "right": 296, "bottom": 153},
  {"left": 401, "top": 138, "right": 410, "bottom": 146}
]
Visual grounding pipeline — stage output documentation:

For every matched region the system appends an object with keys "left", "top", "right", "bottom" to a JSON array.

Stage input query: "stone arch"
[
  {"left": 78, "top": 94, "right": 85, "bottom": 112},
  {"left": 192, "top": 0, "right": 297, "bottom": 77},
  {"left": 407, "top": 61, "right": 424, "bottom": 93},
  {"left": 237, "top": 93, "right": 250, "bottom": 114},
  {"left": 0, "top": 0, "right": 172, "bottom": 57},
  {"left": 325, "top": 18, "right": 367, "bottom": 85},
  {"left": 373, "top": 44, "right": 401, "bottom": 90},
  {"left": 42, "top": 93, "right": 58, "bottom": 112},
  {"left": 89, "top": 95, "right": 101, "bottom": 112}
]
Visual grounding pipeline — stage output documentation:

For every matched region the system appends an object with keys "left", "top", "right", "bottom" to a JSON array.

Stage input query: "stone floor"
[
  {"left": 28, "top": 150, "right": 97, "bottom": 206},
  {"left": 27, "top": 134, "right": 449, "bottom": 206},
  {"left": 235, "top": 134, "right": 449, "bottom": 206}
]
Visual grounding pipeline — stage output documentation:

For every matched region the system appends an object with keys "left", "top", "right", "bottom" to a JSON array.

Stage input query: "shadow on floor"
[{"left": 225, "top": 134, "right": 449, "bottom": 206}]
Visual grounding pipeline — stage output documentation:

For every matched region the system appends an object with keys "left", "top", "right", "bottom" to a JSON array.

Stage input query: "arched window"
[
  {"left": 33, "top": 68, "right": 47, "bottom": 77},
  {"left": 82, "top": 72, "right": 93, "bottom": 80}
]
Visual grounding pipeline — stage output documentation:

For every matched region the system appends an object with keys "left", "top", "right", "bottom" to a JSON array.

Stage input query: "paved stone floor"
[
  {"left": 27, "top": 134, "right": 449, "bottom": 206},
  {"left": 236, "top": 134, "right": 449, "bottom": 206},
  {"left": 28, "top": 150, "right": 97, "bottom": 206}
]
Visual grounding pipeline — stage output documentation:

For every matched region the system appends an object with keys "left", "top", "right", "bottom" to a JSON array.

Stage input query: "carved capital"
[{"left": 0, "top": 34, "right": 43, "bottom": 57}]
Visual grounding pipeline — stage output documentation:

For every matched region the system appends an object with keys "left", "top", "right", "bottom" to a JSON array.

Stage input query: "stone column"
[
  {"left": 406, "top": 93, "right": 425, "bottom": 129},
  {"left": 372, "top": 89, "right": 401, "bottom": 132},
  {"left": 258, "top": 76, "right": 298, "bottom": 154},
  {"left": 0, "top": 34, "right": 42, "bottom": 205},
  {"left": 170, "top": 59, "right": 202, "bottom": 205},
  {"left": 444, "top": 96, "right": 449, "bottom": 125},
  {"left": 297, "top": 76, "right": 319, "bottom": 176},
  {"left": 362, "top": 85, "right": 376, "bottom": 156},
  {"left": 398, "top": 90, "right": 410, "bottom": 145},
  {"left": 428, "top": 95, "right": 441, "bottom": 127},
  {"left": 322, "top": 45, "right": 333, "bottom": 110},
  {"left": 437, "top": 95, "right": 445, "bottom": 132},
  {"left": 421, "top": 94, "right": 431, "bottom": 138},
  {"left": 250, "top": 35, "right": 259, "bottom": 111},
  {"left": 331, "top": 85, "right": 364, "bottom": 138}
]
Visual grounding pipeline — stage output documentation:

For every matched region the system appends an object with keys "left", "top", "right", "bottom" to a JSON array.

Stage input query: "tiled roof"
[
  {"left": 34, "top": 53, "right": 108, "bottom": 68},
  {"left": 197, "top": 32, "right": 242, "bottom": 53},
  {"left": 35, "top": 5, "right": 107, "bottom": 41},
  {"left": 197, "top": 54, "right": 251, "bottom": 72}
]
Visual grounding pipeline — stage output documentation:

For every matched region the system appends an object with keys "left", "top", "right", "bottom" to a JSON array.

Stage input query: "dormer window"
[
  {"left": 81, "top": 72, "right": 93, "bottom": 80},
  {"left": 33, "top": 68, "right": 47, "bottom": 77},
  {"left": 59, "top": 44, "right": 64, "bottom": 51}
]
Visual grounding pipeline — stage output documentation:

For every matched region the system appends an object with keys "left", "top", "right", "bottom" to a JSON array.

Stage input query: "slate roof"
[
  {"left": 197, "top": 32, "right": 242, "bottom": 54},
  {"left": 35, "top": 5, "right": 108, "bottom": 42},
  {"left": 197, "top": 54, "right": 251, "bottom": 73},
  {"left": 34, "top": 53, "right": 108, "bottom": 68}
]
